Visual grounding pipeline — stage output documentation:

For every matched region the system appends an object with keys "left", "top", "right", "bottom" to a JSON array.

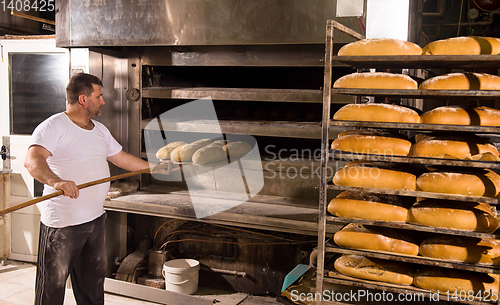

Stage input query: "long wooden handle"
[{"left": 0, "top": 164, "right": 175, "bottom": 216}]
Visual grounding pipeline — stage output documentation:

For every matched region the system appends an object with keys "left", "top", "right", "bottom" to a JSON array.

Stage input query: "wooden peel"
[{"left": 0, "top": 163, "right": 178, "bottom": 216}]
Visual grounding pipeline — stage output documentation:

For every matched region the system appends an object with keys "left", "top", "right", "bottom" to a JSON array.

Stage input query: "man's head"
[{"left": 66, "top": 73, "right": 103, "bottom": 105}]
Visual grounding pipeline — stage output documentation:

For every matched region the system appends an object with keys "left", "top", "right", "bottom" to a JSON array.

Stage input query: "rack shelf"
[
  {"left": 331, "top": 88, "right": 500, "bottom": 99},
  {"left": 329, "top": 150, "right": 500, "bottom": 169},
  {"left": 327, "top": 184, "right": 499, "bottom": 205},
  {"left": 333, "top": 54, "right": 500, "bottom": 69},
  {"left": 323, "top": 272, "right": 495, "bottom": 305},
  {"left": 325, "top": 244, "right": 500, "bottom": 274},
  {"left": 330, "top": 120, "right": 500, "bottom": 134},
  {"left": 327, "top": 216, "right": 500, "bottom": 239}
]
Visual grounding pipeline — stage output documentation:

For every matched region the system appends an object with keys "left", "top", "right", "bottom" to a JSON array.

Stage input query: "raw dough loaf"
[
  {"left": 334, "top": 254, "right": 414, "bottom": 285},
  {"left": 206, "top": 140, "right": 228, "bottom": 148},
  {"left": 156, "top": 141, "right": 187, "bottom": 160},
  {"left": 223, "top": 141, "right": 253, "bottom": 159},
  {"left": 420, "top": 235, "right": 500, "bottom": 265},
  {"left": 408, "top": 199, "right": 498, "bottom": 232},
  {"left": 416, "top": 168, "right": 500, "bottom": 197},
  {"left": 333, "top": 103, "right": 420, "bottom": 123},
  {"left": 338, "top": 38, "right": 423, "bottom": 56},
  {"left": 333, "top": 223, "right": 419, "bottom": 256},
  {"left": 171, "top": 139, "right": 214, "bottom": 162},
  {"left": 192, "top": 146, "right": 228, "bottom": 165},
  {"left": 414, "top": 267, "right": 499, "bottom": 296},
  {"left": 331, "top": 131, "right": 412, "bottom": 156},
  {"left": 333, "top": 162, "right": 417, "bottom": 191},
  {"left": 333, "top": 72, "right": 418, "bottom": 90},
  {"left": 419, "top": 72, "right": 500, "bottom": 90},
  {"left": 420, "top": 106, "right": 500, "bottom": 126},
  {"left": 408, "top": 135, "right": 499, "bottom": 159},
  {"left": 422, "top": 36, "right": 500, "bottom": 55},
  {"left": 327, "top": 191, "right": 409, "bottom": 222}
]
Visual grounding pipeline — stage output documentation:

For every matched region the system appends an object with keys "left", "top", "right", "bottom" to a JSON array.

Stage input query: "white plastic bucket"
[{"left": 162, "top": 259, "right": 200, "bottom": 294}]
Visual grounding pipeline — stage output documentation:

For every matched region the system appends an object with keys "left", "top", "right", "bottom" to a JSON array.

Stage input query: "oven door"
[{"left": 0, "top": 37, "right": 69, "bottom": 262}]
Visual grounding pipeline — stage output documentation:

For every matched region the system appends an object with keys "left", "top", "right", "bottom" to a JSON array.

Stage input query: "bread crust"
[
  {"left": 333, "top": 72, "right": 418, "bottom": 90},
  {"left": 420, "top": 106, "right": 500, "bottom": 126},
  {"left": 338, "top": 38, "right": 422, "bottom": 56},
  {"left": 334, "top": 254, "right": 414, "bottom": 285},
  {"left": 419, "top": 72, "right": 500, "bottom": 90},
  {"left": 333, "top": 103, "right": 420, "bottom": 123}
]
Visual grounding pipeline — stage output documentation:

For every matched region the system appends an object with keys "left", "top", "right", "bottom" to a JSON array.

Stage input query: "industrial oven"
[{"left": 52, "top": 0, "right": 417, "bottom": 296}]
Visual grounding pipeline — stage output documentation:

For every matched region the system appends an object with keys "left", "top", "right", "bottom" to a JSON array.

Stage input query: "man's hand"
[
  {"left": 151, "top": 160, "right": 174, "bottom": 176},
  {"left": 52, "top": 180, "right": 79, "bottom": 199}
]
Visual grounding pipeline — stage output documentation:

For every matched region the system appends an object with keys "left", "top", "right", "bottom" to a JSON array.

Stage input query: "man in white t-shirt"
[{"left": 24, "top": 73, "right": 170, "bottom": 305}]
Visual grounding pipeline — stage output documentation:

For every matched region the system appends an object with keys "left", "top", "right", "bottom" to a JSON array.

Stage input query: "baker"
[{"left": 24, "top": 72, "right": 172, "bottom": 305}]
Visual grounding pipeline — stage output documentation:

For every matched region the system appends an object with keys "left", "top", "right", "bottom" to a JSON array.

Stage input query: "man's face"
[{"left": 85, "top": 84, "right": 105, "bottom": 117}]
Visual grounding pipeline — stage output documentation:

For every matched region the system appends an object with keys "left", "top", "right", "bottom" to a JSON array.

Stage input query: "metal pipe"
[{"left": 200, "top": 266, "right": 248, "bottom": 278}]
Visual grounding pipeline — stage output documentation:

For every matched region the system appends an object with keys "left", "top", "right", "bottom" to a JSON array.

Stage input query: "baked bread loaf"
[
  {"left": 333, "top": 162, "right": 417, "bottom": 191},
  {"left": 422, "top": 36, "right": 482, "bottom": 55},
  {"left": 192, "top": 146, "right": 228, "bottom": 165},
  {"left": 333, "top": 223, "right": 419, "bottom": 255},
  {"left": 223, "top": 141, "right": 253, "bottom": 160},
  {"left": 408, "top": 135, "right": 499, "bottom": 159},
  {"left": 331, "top": 130, "right": 412, "bottom": 156},
  {"left": 190, "top": 138, "right": 214, "bottom": 147},
  {"left": 334, "top": 254, "right": 414, "bottom": 285},
  {"left": 337, "top": 38, "right": 422, "bottom": 56},
  {"left": 333, "top": 103, "right": 420, "bottom": 123},
  {"left": 416, "top": 168, "right": 500, "bottom": 197},
  {"left": 414, "top": 267, "right": 499, "bottom": 296},
  {"left": 156, "top": 141, "right": 187, "bottom": 160},
  {"left": 420, "top": 106, "right": 500, "bottom": 126},
  {"left": 422, "top": 36, "right": 500, "bottom": 55},
  {"left": 333, "top": 72, "right": 418, "bottom": 90},
  {"left": 419, "top": 72, "right": 500, "bottom": 90},
  {"left": 408, "top": 199, "right": 498, "bottom": 232},
  {"left": 471, "top": 36, "right": 500, "bottom": 54},
  {"left": 328, "top": 191, "right": 410, "bottom": 222},
  {"left": 420, "top": 235, "right": 500, "bottom": 265}
]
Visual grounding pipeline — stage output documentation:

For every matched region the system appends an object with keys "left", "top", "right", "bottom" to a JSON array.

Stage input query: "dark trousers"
[{"left": 34, "top": 213, "right": 107, "bottom": 305}]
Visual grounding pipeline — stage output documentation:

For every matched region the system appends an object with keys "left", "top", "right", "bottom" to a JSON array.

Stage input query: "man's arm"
[
  {"left": 107, "top": 150, "right": 173, "bottom": 175},
  {"left": 24, "top": 145, "right": 80, "bottom": 199}
]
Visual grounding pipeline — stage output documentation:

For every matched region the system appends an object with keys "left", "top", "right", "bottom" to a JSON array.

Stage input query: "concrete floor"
[{"left": 0, "top": 260, "right": 281, "bottom": 305}]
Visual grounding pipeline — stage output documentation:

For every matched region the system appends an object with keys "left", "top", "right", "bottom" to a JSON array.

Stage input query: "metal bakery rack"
[{"left": 316, "top": 20, "right": 500, "bottom": 305}]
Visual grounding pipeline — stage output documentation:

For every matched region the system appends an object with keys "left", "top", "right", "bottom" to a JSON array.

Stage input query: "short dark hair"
[{"left": 66, "top": 73, "right": 103, "bottom": 105}]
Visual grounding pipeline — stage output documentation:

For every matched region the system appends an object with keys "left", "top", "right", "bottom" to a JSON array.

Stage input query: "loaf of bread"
[
  {"left": 337, "top": 38, "right": 423, "bottom": 56},
  {"left": 171, "top": 139, "right": 214, "bottom": 162},
  {"left": 416, "top": 168, "right": 500, "bottom": 197},
  {"left": 420, "top": 106, "right": 500, "bottom": 126},
  {"left": 333, "top": 103, "right": 420, "bottom": 123},
  {"left": 223, "top": 141, "right": 253, "bottom": 160},
  {"left": 419, "top": 72, "right": 500, "bottom": 90},
  {"left": 334, "top": 255, "right": 414, "bottom": 285},
  {"left": 420, "top": 235, "right": 500, "bottom": 265},
  {"left": 471, "top": 36, "right": 500, "bottom": 54},
  {"left": 333, "top": 223, "right": 419, "bottom": 255},
  {"left": 414, "top": 267, "right": 499, "bottom": 296},
  {"left": 192, "top": 146, "right": 228, "bottom": 165},
  {"left": 333, "top": 162, "right": 417, "bottom": 191},
  {"left": 331, "top": 130, "right": 411, "bottom": 156},
  {"left": 206, "top": 140, "right": 228, "bottom": 148},
  {"left": 422, "top": 36, "right": 500, "bottom": 55},
  {"left": 328, "top": 191, "right": 409, "bottom": 222},
  {"left": 333, "top": 72, "right": 418, "bottom": 90},
  {"left": 408, "top": 199, "right": 498, "bottom": 232},
  {"left": 422, "top": 36, "right": 482, "bottom": 55},
  {"left": 155, "top": 141, "right": 187, "bottom": 160},
  {"left": 408, "top": 135, "right": 499, "bottom": 159}
]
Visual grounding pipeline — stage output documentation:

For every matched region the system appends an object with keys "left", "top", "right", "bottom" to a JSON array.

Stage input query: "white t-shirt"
[{"left": 30, "top": 113, "right": 122, "bottom": 228}]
